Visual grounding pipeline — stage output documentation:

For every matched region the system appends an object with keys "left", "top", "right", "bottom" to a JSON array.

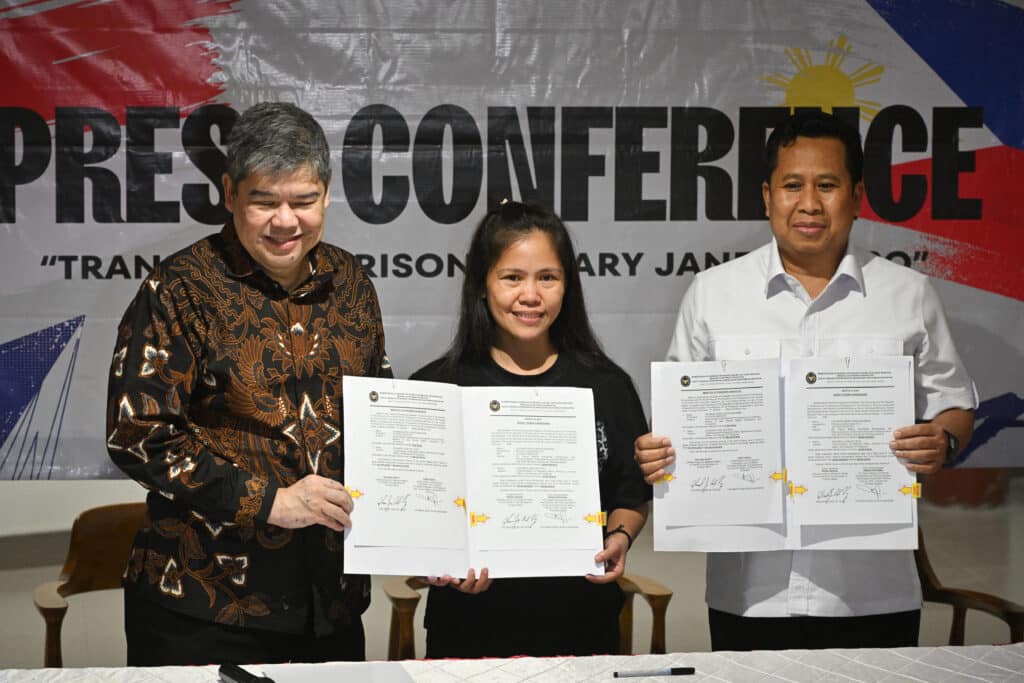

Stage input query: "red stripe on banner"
[
  {"left": 860, "top": 146, "right": 1024, "bottom": 301},
  {"left": 0, "top": 0, "right": 238, "bottom": 122}
]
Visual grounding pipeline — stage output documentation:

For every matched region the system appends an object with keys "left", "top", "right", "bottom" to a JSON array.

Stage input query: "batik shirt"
[{"left": 107, "top": 222, "right": 391, "bottom": 634}]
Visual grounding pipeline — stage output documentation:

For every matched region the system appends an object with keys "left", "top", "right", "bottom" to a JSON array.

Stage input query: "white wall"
[{"left": 0, "top": 481, "right": 145, "bottom": 535}]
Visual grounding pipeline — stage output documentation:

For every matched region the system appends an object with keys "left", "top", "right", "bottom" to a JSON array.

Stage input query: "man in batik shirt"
[{"left": 107, "top": 102, "right": 390, "bottom": 665}]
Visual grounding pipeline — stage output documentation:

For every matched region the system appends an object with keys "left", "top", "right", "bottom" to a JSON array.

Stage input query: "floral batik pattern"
[{"left": 110, "top": 222, "right": 389, "bottom": 633}]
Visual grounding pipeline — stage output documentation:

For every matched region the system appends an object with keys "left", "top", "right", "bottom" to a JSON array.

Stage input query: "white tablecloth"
[{"left": 3, "top": 644, "right": 1023, "bottom": 682}]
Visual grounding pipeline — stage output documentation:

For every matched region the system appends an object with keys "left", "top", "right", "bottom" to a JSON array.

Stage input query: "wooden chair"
[
  {"left": 32, "top": 502, "right": 147, "bottom": 667},
  {"left": 383, "top": 573, "right": 673, "bottom": 660},
  {"left": 916, "top": 528, "right": 1024, "bottom": 645}
]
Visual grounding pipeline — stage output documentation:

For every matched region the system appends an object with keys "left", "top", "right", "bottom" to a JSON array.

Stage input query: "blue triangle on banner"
[
  {"left": 0, "top": 316, "right": 85, "bottom": 449},
  {"left": 867, "top": 0, "right": 1024, "bottom": 150}
]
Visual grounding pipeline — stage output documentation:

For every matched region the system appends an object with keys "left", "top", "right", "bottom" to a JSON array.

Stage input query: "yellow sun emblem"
[{"left": 762, "top": 35, "right": 883, "bottom": 121}]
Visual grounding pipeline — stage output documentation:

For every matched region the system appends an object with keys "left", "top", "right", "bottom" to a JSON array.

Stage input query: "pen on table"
[
  {"left": 218, "top": 663, "right": 275, "bottom": 683},
  {"left": 613, "top": 666, "right": 695, "bottom": 678}
]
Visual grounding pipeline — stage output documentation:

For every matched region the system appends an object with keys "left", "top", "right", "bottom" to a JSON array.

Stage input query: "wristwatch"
[{"left": 943, "top": 429, "right": 960, "bottom": 467}]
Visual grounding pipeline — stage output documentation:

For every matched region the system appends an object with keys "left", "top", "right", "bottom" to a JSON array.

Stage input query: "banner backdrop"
[{"left": 1, "top": 0, "right": 1021, "bottom": 478}]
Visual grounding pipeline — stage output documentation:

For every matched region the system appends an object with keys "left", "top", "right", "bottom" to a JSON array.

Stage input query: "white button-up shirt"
[{"left": 666, "top": 240, "right": 976, "bottom": 617}]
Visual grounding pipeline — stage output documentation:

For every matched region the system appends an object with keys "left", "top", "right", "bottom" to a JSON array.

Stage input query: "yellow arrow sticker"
[
  {"left": 788, "top": 482, "right": 807, "bottom": 497},
  {"left": 345, "top": 486, "right": 363, "bottom": 499},
  {"left": 454, "top": 497, "right": 466, "bottom": 509},
  {"left": 660, "top": 473, "right": 675, "bottom": 483},
  {"left": 470, "top": 512, "right": 489, "bottom": 527},
  {"left": 770, "top": 469, "right": 788, "bottom": 482},
  {"left": 899, "top": 483, "right": 923, "bottom": 498},
  {"left": 584, "top": 511, "right": 607, "bottom": 526}
]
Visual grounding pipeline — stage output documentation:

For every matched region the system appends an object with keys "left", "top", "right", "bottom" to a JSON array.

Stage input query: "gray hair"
[{"left": 225, "top": 102, "right": 331, "bottom": 187}]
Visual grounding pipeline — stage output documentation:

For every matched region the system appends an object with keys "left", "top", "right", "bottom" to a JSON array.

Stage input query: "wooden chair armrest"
[
  {"left": 383, "top": 576, "right": 428, "bottom": 660},
  {"left": 618, "top": 573, "right": 673, "bottom": 654},
  {"left": 34, "top": 580, "right": 69, "bottom": 667},
  {"left": 924, "top": 586, "right": 1024, "bottom": 626},
  {"left": 382, "top": 576, "right": 427, "bottom": 606},
  {"left": 33, "top": 581, "right": 69, "bottom": 615},
  {"left": 619, "top": 573, "right": 672, "bottom": 599},
  {"left": 916, "top": 527, "right": 1024, "bottom": 645}
]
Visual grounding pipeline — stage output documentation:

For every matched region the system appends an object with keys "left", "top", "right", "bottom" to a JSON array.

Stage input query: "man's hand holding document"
[{"left": 651, "top": 356, "right": 916, "bottom": 552}]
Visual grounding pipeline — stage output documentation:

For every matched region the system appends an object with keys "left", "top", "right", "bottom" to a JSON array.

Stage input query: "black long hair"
[{"left": 443, "top": 201, "right": 606, "bottom": 372}]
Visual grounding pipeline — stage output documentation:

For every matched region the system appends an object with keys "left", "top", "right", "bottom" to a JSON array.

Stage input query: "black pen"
[
  {"left": 218, "top": 663, "right": 275, "bottom": 683},
  {"left": 613, "top": 666, "right": 695, "bottom": 677}
]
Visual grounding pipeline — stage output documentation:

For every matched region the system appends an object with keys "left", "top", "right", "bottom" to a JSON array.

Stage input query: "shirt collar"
[
  {"left": 763, "top": 238, "right": 866, "bottom": 299},
  {"left": 220, "top": 220, "right": 256, "bottom": 278},
  {"left": 218, "top": 220, "right": 337, "bottom": 291}
]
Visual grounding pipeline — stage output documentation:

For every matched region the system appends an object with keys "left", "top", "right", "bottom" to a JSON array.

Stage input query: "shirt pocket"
[
  {"left": 823, "top": 336, "right": 904, "bottom": 358},
  {"left": 710, "top": 336, "right": 781, "bottom": 361}
]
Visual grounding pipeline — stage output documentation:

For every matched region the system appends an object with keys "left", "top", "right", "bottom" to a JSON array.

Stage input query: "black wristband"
[
  {"left": 604, "top": 524, "right": 633, "bottom": 550},
  {"left": 943, "top": 428, "right": 960, "bottom": 467}
]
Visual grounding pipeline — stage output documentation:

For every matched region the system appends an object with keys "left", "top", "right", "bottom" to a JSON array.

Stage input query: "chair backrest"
[
  {"left": 916, "top": 527, "right": 1024, "bottom": 645},
  {"left": 35, "top": 502, "right": 148, "bottom": 667},
  {"left": 58, "top": 502, "right": 148, "bottom": 597},
  {"left": 384, "top": 572, "right": 672, "bottom": 659}
]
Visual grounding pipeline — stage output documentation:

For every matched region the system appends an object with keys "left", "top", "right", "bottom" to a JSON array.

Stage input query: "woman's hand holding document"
[{"left": 342, "top": 376, "right": 605, "bottom": 579}]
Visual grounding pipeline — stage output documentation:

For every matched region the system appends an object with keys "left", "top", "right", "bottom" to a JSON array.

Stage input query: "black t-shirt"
[{"left": 411, "top": 352, "right": 651, "bottom": 633}]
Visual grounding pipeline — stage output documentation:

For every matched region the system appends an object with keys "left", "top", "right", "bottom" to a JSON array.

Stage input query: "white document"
[
  {"left": 653, "top": 356, "right": 919, "bottom": 553},
  {"left": 343, "top": 378, "right": 469, "bottom": 577},
  {"left": 651, "top": 360, "right": 784, "bottom": 526},
  {"left": 343, "top": 377, "right": 605, "bottom": 578},
  {"left": 786, "top": 357, "right": 916, "bottom": 526}
]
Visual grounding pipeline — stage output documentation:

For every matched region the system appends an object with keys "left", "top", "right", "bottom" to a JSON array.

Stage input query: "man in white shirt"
[{"left": 635, "top": 111, "right": 976, "bottom": 650}]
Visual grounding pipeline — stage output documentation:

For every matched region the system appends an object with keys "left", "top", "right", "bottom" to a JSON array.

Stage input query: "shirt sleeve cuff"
[{"left": 234, "top": 474, "right": 279, "bottom": 527}]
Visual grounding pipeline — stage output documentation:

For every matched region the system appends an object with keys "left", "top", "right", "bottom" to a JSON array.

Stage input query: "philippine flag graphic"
[
  {"left": 0, "top": 0, "right": 238, "bottom": 478},
  {"left": 0, "top": 0, "right": 237, "bottom": 122},
  {"left": 867, "top": 0, "right": 1024, "bottom": 461},
  {"left": 757, "top": 1, "right": 1024, "bottom": 465},
  {"left": 0, "top": 317, "right": 84, "bottom": 479},
  {"left": 862, "top": 0, "right": 1024, "bottom": 303}
]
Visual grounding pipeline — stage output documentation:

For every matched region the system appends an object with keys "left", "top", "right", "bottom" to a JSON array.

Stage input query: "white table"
[{"left": 3, "top": 644, "right": 1023, "bottom": 682}]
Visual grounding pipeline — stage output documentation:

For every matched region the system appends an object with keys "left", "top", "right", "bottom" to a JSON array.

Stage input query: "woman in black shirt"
[{"left": 411, "top": 201, "right": 652, "bottom": 658}]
